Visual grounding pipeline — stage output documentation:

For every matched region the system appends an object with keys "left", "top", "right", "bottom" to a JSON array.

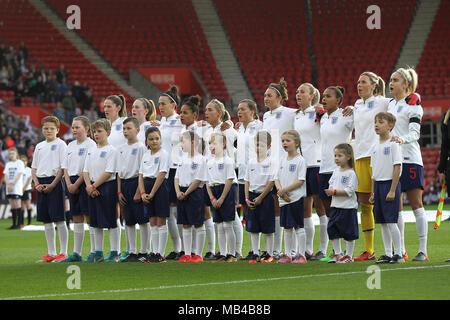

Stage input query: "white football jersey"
[
  {"left": 117, "top": 141, "right": 146, "bottom": 179},
  {"left": 139, "top": 148, "right": 170, "bottom": 179},
  {"left": 3, "top": 160, "right": 24, "bottom": 195},
  {"left": 236, "top": 120, "right": 263, "bottom": 182},
  {"left": 32, "top": 138, "right": 67, "bottom": 177},
  {"left": 159, "top": 113, "right": 183, "bottom": 168},
  {"left": 263, "top": 106, "right": 296, "bottom": 159},
  {"left": 137, "top": 121, "right": 153, "bottom": 144},
  {"left": 319, "top": 109, "right": 354, "bottom": 174},
  {"left": 294, "top": 106, "right": 322, "bottom": 168},
  {"left": 387, "top": 98, "right": 423, "bottom": 166},
  {"left": 108, "top": 117, "right": 128, "bottom": 148},
  {"left": 245, "top": 156, "right": 276, "bottom": 193},
  {"left": 370, "top": 140, "right": 403, "bottom": 181},
  {"left": 175, "top": 153, "right": 208, "bottom": 188},
  {"left": 22, "top": 166, "right": 32, "bottom": 191},
  {"left": 276, "top": 154, "right": 307, "bottom": 207},
  {"left": 329, "top": 168, "right": 359, "bottom": 209},
  {"left": 63, "top": 138, "right": 96, "bottom": 176},
  {"left": 83, "top": 145, "right": 118, "bottom": 182},
  {"left": 207, "top": 156, "right": 237, "bottom": 186},
  {"left": 353, "top": 96, "right": 390, "bottom": 160}
]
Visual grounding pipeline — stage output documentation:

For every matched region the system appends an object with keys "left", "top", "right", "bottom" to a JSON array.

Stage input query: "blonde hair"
[
  {"left": 360, "top": 71, "right": 386, "bottom": 97},
  {"left": 296, "top": 83, "right": 320, "bottom": 114},
  {"left": 41, "top": 115, "right": 60, "bottom": 129},
  {"left": 135, "top": 98, "right": 157, "bottom": 121},
  {"left": 394, "top": 67, "right": 418, "bottom": 94},
  {"left": 73, "top": 116, "right": 92, "bottom": 138},
  {"left": 209, "top": 99, "right": 230, "bottom": 122},
  {"left": 209, "top": 132, "right": 227, "bottom": 149},
  {"left": 282, "top": 130, "right": 302, "bottom": 155}
]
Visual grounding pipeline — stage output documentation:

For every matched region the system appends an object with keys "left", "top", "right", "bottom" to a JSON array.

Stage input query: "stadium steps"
[
  {"left": 394, "top": 0, "right": 441, "bottom": 72},
  {"left": 28, "top": 0, "right": 145, "bottom": 99},
  {"left": 192, "top": 0, "right": 253, "bottom": 111}
]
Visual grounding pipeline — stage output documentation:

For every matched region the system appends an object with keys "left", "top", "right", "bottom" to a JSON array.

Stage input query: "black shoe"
[
  {"left": 203, "top": 252, "right": 215, "bottom": 260},
  {"left": 375, "top": 255, "right": 392, "bottom": 264},
  {"left": 121, "top": 253, "right": 140, "bottom": 262},
  {"left": 153, "top": 253, "right": 166, "bottom": 263},
  {"left": 412, "top": 252, "right": 429, "bottom": 261},
  {"left": 165, "top": 251, "right": 178, "bottom": 260},
  {"left": 244, "top": 251, "right": 257, "bottom": 260},
  {"left": 137, "top": 253, "right": 148, "bottom": 262},
  {"left": 305, "top": 251, "right": 313, "bottom": 260},
  {"left": 389, "top": 254, "right": 404, "bottom": 264},
  {"left": 8, "top": 225, "right": 17, "bottom": 230},
  {"left": 176, "top": 251, "right": 185, "bottom": 260},
  {"left": 309, "top": 251, "right": 325, "bottom": 261},
  {"left": 260, "top": 251, "right": 270, "bottom": 261}
]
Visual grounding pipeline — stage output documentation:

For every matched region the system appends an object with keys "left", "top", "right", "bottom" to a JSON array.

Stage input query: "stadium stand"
[
  {"left": 45, "top": 0, "right": 230, "bottom": 103},
  {"left": 310, "top": 0, "right": 418, "bottom": 106},
  {"left": 416, "top": 0, "right": 450, "bottom": 98},
  {"left": 214, "top": 0, "right": 312, "bottom": 109}
]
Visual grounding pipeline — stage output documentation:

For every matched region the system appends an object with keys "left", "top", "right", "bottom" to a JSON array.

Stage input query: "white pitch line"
[{"left": 2, "top": 264, "right": 450, "bottom": 300}]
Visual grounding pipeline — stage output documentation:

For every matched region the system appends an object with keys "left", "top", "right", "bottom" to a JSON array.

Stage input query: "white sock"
[
  {"left": 319, "top": 215, "right": 329, "bottom": 254},
  {"left": 55, "top": 221, "right": 68, "bottom": 255},
  {"left": 204, "top": 217, "right": 215, "bottom": 254},
  {"left": 250, "top": 232, "right": 260, "bottom": 254},
  {"left": 194, "top": 224, "right": 206, "bottom": 256},
  {"left": 125, "top": 225, "right": 136, "bottom": 254},
  {"left": 397, "top": 211, "right": 405, "bottom": 255},
  {"left": 73, "top": 223, "right": 85, "bottom": 255},
  {"left": 223, "top": 221, "right": 236, "bottom": 256},
  {"left": 284, "top": 228, "right": 295, "bottom": 257},
  {"left": 217, "top": 223, "right": 226, "bottom": 256},
  {"left": 168, "top": 207, "right": 181, "bottom": 252},
  {"left": 304, "top": 217, "right": 315, "bottom": 255},
  {"left": 109, "top": 227, "right": 120, "bottom": 252},
  {"left": 151, "top": 225, "right": 159, "bottom": 254},
  {"left": 94, "top": 228, "right": 104, "bottom": 252},
  {"left": 345, "top": 240, "right": 355, "bottom": 257},
  {"left": 296, "top": 228, "right": 306, "bottom": 257},
  {"left": 139, "top": 223, "right": 150, "bottom": 254},
  {"left": 264, "top": 233, "right": 274, "bottom": 256},
  {"left": 331, "top": 238, "right": 342, "bottom": 255},
  {"left": 233, "top": 212, "right": 243, "bottom": 255},
  {"left": 44, "top": 223, "right": 56, "bottom": 256},
  {"left": 413, "top": 207, "right": 428, "bottom": 255},
  {"left": 89, "top": 226, "right": 96, "bottom": 253},
  {"left": 388, "top": 223, "right": 401, "bottom": 256},
  {"left": 178, "top": 224, "right": 184, "bottom": 252},
  {"left": 158, "top": 224, "right": 168, "bottom": 256},
  {"left": 381, "top": 224, "right": 393, "bottom": 257},
  {"left": 274, "top": 216, "right": 283, "bottom": 254},
  {"left": 116, "top": 218, "right": 122, "bottom": 254},
  {"left": 183, "top": 227, "right": 193, "bottom": 256}
]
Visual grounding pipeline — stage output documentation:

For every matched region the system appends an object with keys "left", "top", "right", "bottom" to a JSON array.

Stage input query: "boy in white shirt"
[
  {"left": 369, "top": 112, "right": 403, "bottom": 264},
  {"left": 32, "top": 116, "right": 68, "bottom": 262},
  {"left": 3, "top": 148, "right": 24, "bottom": 229}
]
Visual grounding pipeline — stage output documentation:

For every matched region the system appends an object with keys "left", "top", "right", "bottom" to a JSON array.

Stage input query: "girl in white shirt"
[
  {"left": 3, "top": 148, "right": 24, "bottom": 229},
  {"left": 175, "top": 131, "right": 208, "bottom": 263},
  {"left": 132, "top": 98, "right": 157, "bottom": 144},
  {"left": 324, "top": 143, "right": 359, "bottom": 264},
  {"left": 20, "top": 154, "right": 33, "bottom": 226},
  {"left": 275, "top": 130, "right": 307, "bottom": 264},
  {"left": 262, "top": 77, "right": 296, "bottom": 259},
  {"left": 61, "top": 116, "right": 96, "bottom": 263},
  {"left": 158, "top": 86, "right": 184, "bottom": 260},
  {"left": 294, "top": 83, "right": 326, "bottom": 260}
]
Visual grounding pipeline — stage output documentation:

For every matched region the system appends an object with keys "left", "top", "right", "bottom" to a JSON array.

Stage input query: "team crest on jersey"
[
  {"left": 170, "top": 120, "right": 177, "bottom": 126},
  {"left": 116, "top": 124, "right": 122, "bottom": 131},
  {"left": 131, "top": 148, "right": 138, "bottom": 155},
  {"left": 341, "top": 176, "right": 349, "bottom": 185},
  {"left": 262, "top": 164, "right": 270, "bottom": 173},
  {"left": 51, "top": 145, "right": 57, "bottom": 151},
  {"left": 331, "top": 117, "right": 338, "bottom": 125},
  {"left": 78, "top": 148, "right": 85, "bottom": 156},
  {"left": 384, "top": 147, "right": 390, "bottom": 155},
  {"left": 397, "top": 106, "right": 403, "bottom": 113},
  {"left": 276, "top": 112, "right": 282, "bottom": 119},
  {"left": 309, "top": 112, "right": 315, "bottom": 119},
  {"left": 289, "top": 164, "right": 297, "bottom": 172},
  {"left": 218, "top": 163, "right": 224, "bottom": 171},
  {"left": 100, "top": 151, "right": 107, "bottom": 158},
  {"left": 191, "top": 162, "right": 198, "bottom": 170},
  {"left": 368, "top": 101, "right": 374, "bottom": 110},
  {"left": 154, "top": 157, "right": 159, "bottom": 164}
]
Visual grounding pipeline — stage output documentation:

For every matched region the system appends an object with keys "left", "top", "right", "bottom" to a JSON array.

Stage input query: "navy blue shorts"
[
  {"left": 400, "top": 163, "right": 424, "bottom": 192},
  {"left": 373, "top": 180, "right": 401, "bottom": 224},
  {"left": 318, "top": 173, "right": 333, "bottom": 200},
  {"left": 306, "top": 167, "right": 320, "bottom": 197},
  {"left": 21, "top": 190, "right": 32, "bottom": 201},
  {"left": 245, "top": 191, "right": 275, "bottom": 234},
  {"left": 68, "top": 175, "right": 89, "bottom": 217},
  {"left": 88, "top": 180, "right": 118, "bottom": 229},
  {"left": 168, "top": 168, "right": 177, "bottom": 204},
  {"left": 36, "top": 176, "right": 65, "bottom": 223},
  {"left": 210, "top": 184, "right": 237, "bottom": 223},
  {"left": 238, "top": 183, "right": 246, "bottom": 206},
  {"left": 143, "top": 177, "right": 170, "bottom": 219},
  {"left": 280, "top": 198, "right": 304, "bottom": 228},
  {"left": 121, "top": 177, "right": 147, "bottom": 225},
  {"left": 176, "top": 187, "right": 205, "bottom": 226},
  {"left": 203, "top": 185, "right": 212, "bottom": 207},
  {"left": 327, "top": 208, "right": 359, "bottom": 241}
]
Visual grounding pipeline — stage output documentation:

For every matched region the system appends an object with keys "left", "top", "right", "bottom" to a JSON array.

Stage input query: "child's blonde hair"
[
  {"left": 209, "top": 132, "right": 227, "bottom": 150},
  {"left": 41, "top": 115, "right": 60, "bottom": 129},
  {"left": 282, "top": 130, "right": 302, "bottom": 155}
]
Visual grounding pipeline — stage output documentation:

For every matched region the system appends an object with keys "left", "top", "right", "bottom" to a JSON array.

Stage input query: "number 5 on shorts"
[{"left": 409, "top": 167, "right": 416, "bottom": 180}]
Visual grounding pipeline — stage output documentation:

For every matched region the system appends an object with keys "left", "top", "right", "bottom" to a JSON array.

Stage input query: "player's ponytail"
[
  {"left": 395, "top": 67, "right": 418, "bottom": 94},
  {"left": 161, "top": 85, "right": 181, "bottom": 107},
  {"left": 106, "top": 94, "right": 127, "bottom": 118},
  {"left": 360, "top": 72, "right": 386, "bottom": 97},
  {"left": 269, "top": 77, "right": 288, "bottom": 102}
]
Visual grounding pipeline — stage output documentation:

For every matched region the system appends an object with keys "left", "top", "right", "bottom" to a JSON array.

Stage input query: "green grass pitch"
[{"left": 1, "top": 211, "right": 450, "bottom": 300}]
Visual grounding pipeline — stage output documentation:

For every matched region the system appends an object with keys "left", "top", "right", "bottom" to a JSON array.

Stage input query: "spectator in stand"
[
  {"left": 34, "top": 75, "right": 46, "bottom": 103},
  {"left": 0, "top": 65, "right": 9, "bottom": 90},
  {"left": 82, "top": 89, "right": 94, "bottom": 111},
  {"left": 54, "top": 101, "right": 65, "bottom": 122},
  {"left": 39, "top": 67, "right": 47, "bottom": 84},
  {"left": 0, "top": 125, "right": 8, "bottom": 141},
  {"left": 84, "top": 101, "right": 99, "bottom": 122},
  {"left": 45, "top": 73, "right": 60, "bottom": 103},
  {"left": 56, "top": 64, "right": 68, "bottom": 83},
  {"left": 62, "top": 90, "right": 77, "bottom": 124},
  {"left": 59, "top": 77, "right": 70, "bottom": 97},
  {"left": 18, "top": 42, "right": 28, "bottom": 64},
  {"left": 71, "top": 80, "right": 83, "bottom": 102},
  {"left": 14, "top": 82, "right": 25, "bottom": 106}
]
